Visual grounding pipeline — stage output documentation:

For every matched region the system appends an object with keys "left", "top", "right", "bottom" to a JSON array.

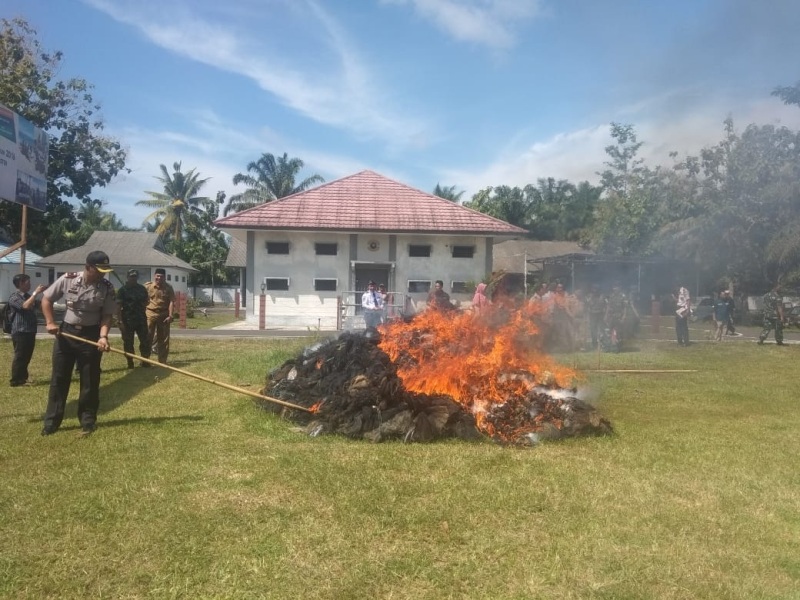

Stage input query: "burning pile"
[{"left": 262, "top": 301, "right": 612, "bottom": 445}]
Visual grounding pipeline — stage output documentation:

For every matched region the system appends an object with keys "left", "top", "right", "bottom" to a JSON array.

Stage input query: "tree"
[
  {"left": 463, "top": 186, "right": 532, "bottom": 231},
  {"left": 432, "top": 183, "right": 465, "bottom": 202},
  {"left": 527, "top": 178, "right": 600, "bottom": 241},
  {"left": 772, "top": 80, "right": 800, "bottom": 107},
  {"left": 588, "top": 123, "right": 667, "bottom": 255},
  {"left": 180, "top": 192, "right": 236, "bottom": 289},
  {"left": 137, "top": 162, "right": 210, "bottom": 246},
  {"left": 0, "top": 17, "right": 128, "bottom": 254},
  {"left": 223, "top": 152, "right": 324, "bottom": 215}
]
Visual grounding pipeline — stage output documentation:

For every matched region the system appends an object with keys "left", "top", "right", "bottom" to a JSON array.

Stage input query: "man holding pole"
[
  {"left": 116, "top": 269, "right": 151, "bottom": 368},
  {"left": 145, "top": 268, "right": 175, "bottom": 364},
  {"left": 40, "top": 251, "right": 116, "bottom": 436}
]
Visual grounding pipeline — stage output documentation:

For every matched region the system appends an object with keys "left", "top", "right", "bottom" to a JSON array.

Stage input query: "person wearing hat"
[
  {"left": 40, "top": 250, "right": 117, "bottom": 436},
  {"left": 116, "top": 269, "right": 151, "bottom": 368},
  {"left": 145, "top": 268, "right": 175, "bottom": 364}
]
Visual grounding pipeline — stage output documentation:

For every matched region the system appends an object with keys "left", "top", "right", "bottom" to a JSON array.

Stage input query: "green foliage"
[
  {"left": 136, "top": 162, "right": 210, "bottom": 242},
  {"left": 432, "top": 183, "right": 464, "bottom": 202},
  {"left": 0, "top": 17, "right": 128, "bottom": 254},
  {"left": 464, "top": 185, "right": 531, "bottom": 230},
  {"left": 223, "top": 152, "right": 324, "bottom": 215}
]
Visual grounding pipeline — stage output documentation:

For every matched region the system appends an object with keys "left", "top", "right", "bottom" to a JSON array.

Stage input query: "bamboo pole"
[
  {"left": 584, "top": 369, "right": 698, "bottom": 373},
  {"left": 58, "top": 331, "right": 312, "bottom": 413}
]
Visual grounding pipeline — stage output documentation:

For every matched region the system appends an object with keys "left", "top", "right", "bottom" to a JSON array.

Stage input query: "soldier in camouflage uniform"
[
  {"left": 585, "top": 284, "right": 606, "bottom": 349},
  {"left": 116, "top": 269, "right": 151, "bottom": 368},
  {"left": 604, "top": 284, "right": 628, "bottom": 351},
  {"left": 758, "top": 283, "right": 785, "bottom": 345}
]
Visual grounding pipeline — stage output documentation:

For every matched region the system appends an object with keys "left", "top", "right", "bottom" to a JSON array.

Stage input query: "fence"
[{"left": 338, "top": 291, "right": 411, "bottom": 330}]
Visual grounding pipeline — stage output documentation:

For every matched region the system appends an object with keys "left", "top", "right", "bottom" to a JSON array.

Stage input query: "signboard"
[{"left": 0, "top": 102, "right": 49, "bottom": 211}]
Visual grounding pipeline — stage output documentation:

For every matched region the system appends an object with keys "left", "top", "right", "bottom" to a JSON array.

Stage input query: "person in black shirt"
[{"left": 8, "top": 274, "right": 47, "bottom": 387}]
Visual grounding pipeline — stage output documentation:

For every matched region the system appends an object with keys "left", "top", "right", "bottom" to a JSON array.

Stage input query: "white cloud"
[
  {"left": 83, "top": 0, "right": 430, "bottom": 146},
  {"left": 440, "top": 96, "right": 800, "bottom": 197},
  {"left": 380, "top": 0, "right": 542, "bottom": 49}
]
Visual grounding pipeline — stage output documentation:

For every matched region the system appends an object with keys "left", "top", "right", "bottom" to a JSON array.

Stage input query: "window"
[
  {"left": 451, "top": 245, "right": 475, "bottom": 258},
  {"left": 314, "top": 278, "right": 338, "bottom": 292},
  {"left": 407, "top": 280, "right": 432, "bottom": 293},
  {"left": 181, "top": 276, "right": 186, "bottom": 282},
  {"left": 167, "top": 274, "right": 172, "bottom": 281},
  {"left": 409, "top": 244, "right": 432, "bottom": 257},
  {"left": 266, "top": 241, "right": 290, "bottom": 254},
  {"left": 35, "top": 272, "right": 41, "bottom": 278},
  {"left": 315, "top": 243, "right": 338, "bottom": 256},
  {"left": 265, "top": 277, "right": 290, "bottom": 291},
  {"left": 451, "top": 281, "right": 470, "bottom": 294}
]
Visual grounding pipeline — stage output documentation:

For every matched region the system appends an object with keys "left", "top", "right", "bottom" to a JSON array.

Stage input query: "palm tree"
[
  {"left": 432, "top": 183, "right": 465, "bottom": 203},
  {"left": 223, "top": 152, "right": 324, "bottom": 216},
  {"left": 137, "top": 162, "right": 210, "bottom": 242}
]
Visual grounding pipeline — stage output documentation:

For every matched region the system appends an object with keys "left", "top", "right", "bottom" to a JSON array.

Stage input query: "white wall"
[
  {"left": 45, "top": 265, "right": 191, "bottom": 296},
  {"left": 0, "top": 264, "right": 49, "bottom": 302},
  {"left": 246, "top": 231, "right": 490, "bottom": 329}
]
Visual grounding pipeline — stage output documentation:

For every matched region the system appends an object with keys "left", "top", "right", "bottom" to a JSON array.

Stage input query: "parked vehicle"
[
  {"left": 785, "top": 305, "right": 800, "bottom": 328},
  {"left": 690, "top": 296, "right": 714, "bottom": 322}
]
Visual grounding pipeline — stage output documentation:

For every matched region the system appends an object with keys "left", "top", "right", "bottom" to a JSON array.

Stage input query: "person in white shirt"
[{"left": 362, "top": 281, "right": 384, "bottom": 329}]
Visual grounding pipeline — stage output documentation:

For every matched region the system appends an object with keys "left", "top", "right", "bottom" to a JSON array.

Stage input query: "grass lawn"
[{"left": 0, "top": 333, "right": 798, "bottom": 599}]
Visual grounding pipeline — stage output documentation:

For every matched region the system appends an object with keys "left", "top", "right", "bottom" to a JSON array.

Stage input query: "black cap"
[
  {"left": 127, "top": 269, "right": 139, "bottom": 277},
  {"left": 86, "top": 251, "right": 113, "bottom": 273}
]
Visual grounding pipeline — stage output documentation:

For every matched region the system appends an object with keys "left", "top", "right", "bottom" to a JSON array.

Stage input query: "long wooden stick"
[
  {"left": 58, "top": 331, "right": 312, "bottom": 413},
  {"left": 584, "top": 369, "right": 698, "bottom": 373}
]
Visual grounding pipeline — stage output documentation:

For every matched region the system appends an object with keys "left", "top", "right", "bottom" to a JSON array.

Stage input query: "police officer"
[
  {"left": 40, "top": 250, "right": 117, "bottom": 436},
  {"left": 145, "top": 268, "right": 175, "bottom": 364},
  {"left": 116, "top": 269, "right": 151, "bottom": 368}
]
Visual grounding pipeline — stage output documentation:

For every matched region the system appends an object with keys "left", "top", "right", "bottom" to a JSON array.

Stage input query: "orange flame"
[{"left": 379, "top": 300, "right": 579, "bottom": 441}]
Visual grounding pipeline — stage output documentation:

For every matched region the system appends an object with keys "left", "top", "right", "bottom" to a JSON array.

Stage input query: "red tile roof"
[{"left": 214, "top": 170, "right": 527, "bottom": 235}]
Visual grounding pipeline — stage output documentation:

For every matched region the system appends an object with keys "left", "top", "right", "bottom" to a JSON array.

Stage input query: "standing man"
[
  {"left": 361, "top": 280, "right": 384, "bottom": 329},
  {"left": 673, "top": 284, "right": 691, "bottom": 347},
  {"left": 605, "top": 283, "right": 628, "bottom": 351},
  {"left": 145, "top": 268, "right": 175, "bottom": 364},
  {"left": 585, "top": 284, "right": 606, "bottom": 350},
  {"left": 758, "top": 283, "right": 785, "bottom": 345},
  {"left": 712, "top": 290, "right": 731, "bottom": 342},
  {"left": 116, "top": 269, "right": 151, "bottom": 368},
  {"left": 427, "top": 280, "right": 453, "bottom": 311},
  {"left": 722, "top": 290, "right": 736, "bottom": 335},
  {"left": 40, "top": 251, "right": 116, "bottom": 436},
  {"left": 8, "top": 274, "right": 47, "bottom": 387}
]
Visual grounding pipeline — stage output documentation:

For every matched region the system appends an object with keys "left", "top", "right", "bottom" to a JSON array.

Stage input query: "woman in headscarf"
[{"left": 472, "top": 282, "right": 490, "bottom": 313}]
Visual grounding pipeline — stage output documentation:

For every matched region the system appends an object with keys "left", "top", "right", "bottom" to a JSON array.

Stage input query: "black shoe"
[
  {"left": 140, "top": 361, "right": 152, "bottom": 368},
  {"left": 127, "top": 362, "right": 135, "bottom": 369},
  {"left": 41, "top": 428, "right": 56, "bottom": 436},
  {"left": 80, "top": 423, "right": 97, "bottom": 436},
  {"left": 776, "top": 342, "right": 785, "bottom": 346},
  {"left": 757, "top": 339, "right": 764, "bottom": 345}
]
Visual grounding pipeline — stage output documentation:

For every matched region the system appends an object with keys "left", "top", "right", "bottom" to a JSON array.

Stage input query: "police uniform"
[
  {"left": 758, "top": 290, "right": 784, "bottom": 345},
  {"left": 42, "top": 271, "right": 116, "bottom": 434},
  {"left": 145, "top": 277, "right": 175, "bottom": 364},
  {"left": 117, "top": 271, "right": 151, "bottom": 368}
]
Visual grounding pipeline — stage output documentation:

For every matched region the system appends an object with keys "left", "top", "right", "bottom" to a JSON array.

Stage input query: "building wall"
[
  {"left": 39, "top": 265, "right": 192, "bottom": 296},
  {"left": 0, "top": 264, "right": 49, "bottom": 303},
  {"left": 246, "top": 231, "right": 491, "bottom": 329}
]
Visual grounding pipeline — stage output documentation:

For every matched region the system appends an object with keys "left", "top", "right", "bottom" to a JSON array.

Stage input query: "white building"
[
  {"left": 214, "top": 170, "right": 526, "bottom": 330},
  {"left": 0, "top": 243, "right": 49, "bottom": 302}
]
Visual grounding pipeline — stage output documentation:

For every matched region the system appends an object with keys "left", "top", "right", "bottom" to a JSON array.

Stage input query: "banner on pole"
[{"left": 0, "top": 103, "right": 49, "bottom": 211}]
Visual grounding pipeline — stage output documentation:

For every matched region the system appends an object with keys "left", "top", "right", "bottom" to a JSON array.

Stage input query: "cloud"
[
  {"left": 380, "top": 0, "right": 542, "bottom": 49},
  {"left": 439, "top": 96, "right": 800, "bottom": 197},
  {"left": 83, "top": 0, "right": 430, "bottom": 146}
]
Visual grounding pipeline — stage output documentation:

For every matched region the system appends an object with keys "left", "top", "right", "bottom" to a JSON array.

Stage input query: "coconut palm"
[
  {"left": 137, "top": 162, "right": 210, "bottom": 242},
  {"left": 223, "top": 152, "right": 324, "bottom": 216},
  {"left": 432, "top": 183, "right": 465, "bottom": 202}
]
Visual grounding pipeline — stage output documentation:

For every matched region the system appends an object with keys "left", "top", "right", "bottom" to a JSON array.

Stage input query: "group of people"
[
  {"left": 361, "top": 280, "right": 393, "bottom": 328},
  {"left": 5, "top": 250, "right": 175, "bottom": 436}
]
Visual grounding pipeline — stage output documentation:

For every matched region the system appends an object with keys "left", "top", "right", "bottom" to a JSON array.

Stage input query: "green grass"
[{"left": 1, "top": 334, "right": 799, "bottom": 599}]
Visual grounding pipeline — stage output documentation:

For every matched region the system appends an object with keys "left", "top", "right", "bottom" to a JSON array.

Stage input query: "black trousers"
[
  {"left": 675, "top": 315, "right": 690, "bottom": 345},
  {"left": 44, "top": 324, "right": 102, "bottom": 431},
  {"left": 10, "top": 332, "right": 36, "bottom": 385},
  {"left": 120, "top": 319, "right": 150, "bottom": 362}
]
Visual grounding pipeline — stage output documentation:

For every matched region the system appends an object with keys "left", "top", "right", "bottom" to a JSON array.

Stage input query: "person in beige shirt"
[{"left": 145, "top": 268, "right": 175, "bottom": 364}]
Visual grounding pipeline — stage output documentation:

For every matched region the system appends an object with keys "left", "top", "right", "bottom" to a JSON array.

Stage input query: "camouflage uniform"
[
  {"left": 117, "top": 282, "right": 151, "bottom": 367},
  {"left": 605, "top": 290, "right": 628, "bottom": 349},
  {"left": 585, "top": 291, "right": 606, "bottom": 349},
  {"left": 758, "top": 291, "right": 784, "bottom": 345}
]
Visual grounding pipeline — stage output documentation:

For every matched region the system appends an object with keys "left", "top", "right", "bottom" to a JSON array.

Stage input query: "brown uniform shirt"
[{"left": 144, "top": 281, "right": 175, "bottom": 318}]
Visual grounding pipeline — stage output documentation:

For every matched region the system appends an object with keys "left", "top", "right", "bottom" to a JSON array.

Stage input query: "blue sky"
[{"left": 5, "top": 0, "right": 800, "bottom": 227}]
